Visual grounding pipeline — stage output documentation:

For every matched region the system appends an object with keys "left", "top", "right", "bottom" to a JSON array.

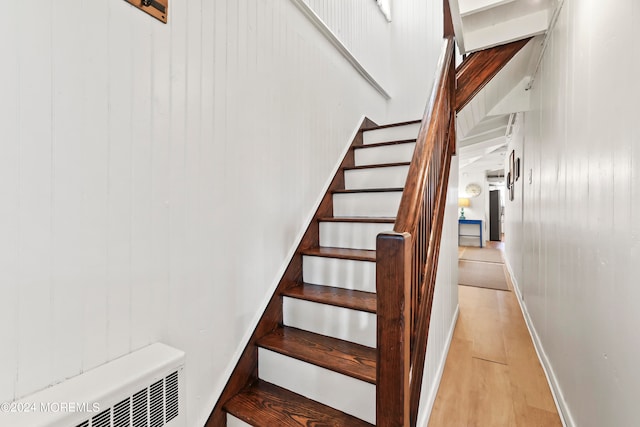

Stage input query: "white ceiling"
[{"left": 450, "top": 0, "right": 559, "bottom": 176}]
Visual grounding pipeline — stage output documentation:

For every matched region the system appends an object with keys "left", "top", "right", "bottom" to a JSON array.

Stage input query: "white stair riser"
[
  {"left": 345, "top": 165, "right": 410, "bottom": 190},
  {"left": 226, "top": 415, "right": 252, "bottom": 427},
  {"left": 258, "top": 349, "right": 376, "bottom": 424},
  {"left": 363, "top": 122, "right": 420, "bottom": 145},
  {"left": 319, "top": 221, "right": 393, "bottom": 250},
  {"left": 282, "top": 298, "right": 376, "bottom": 347},
  {"left": 355, "top": 142, "right": 416, "bottom": 166},
  {"left": 303, "top": 256, "right": 375, "bottom": 292},
  {"left": 333, "top": 191, "right": 402, "bottom": 217}
]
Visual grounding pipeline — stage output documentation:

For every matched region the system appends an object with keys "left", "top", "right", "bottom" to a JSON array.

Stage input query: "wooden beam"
[{"left": 455, "top": 37, "right": 532, "bottom": 112}]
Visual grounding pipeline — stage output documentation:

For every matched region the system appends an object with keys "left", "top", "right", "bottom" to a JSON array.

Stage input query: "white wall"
[
  {"left": 459, "top": 171, "right": 489, "bottom": 243},
  {"left": 504, "top": 113, "right": 525, "bottom": 296},
  {"left": 302, "top": 0, "right": 445, "bottom": 122},
  {"left": 503, "top": 1, "right": 640, "bottom": 426},
  {"left": 417, "top": 155, "right": 460, "bottom": 426},
  {"left": 0, "top": 0, "right": 445, "bottom": 425},
  {"left": 388, "top": 0, "right": 445, "bottom": 122},
  {"left": 302, "top": 0, "right": 393, "bottom": 91}
]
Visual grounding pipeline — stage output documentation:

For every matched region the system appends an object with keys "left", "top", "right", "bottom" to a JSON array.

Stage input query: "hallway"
[{"left": 428, "top": 245, "right": 562, "bottom": 426}]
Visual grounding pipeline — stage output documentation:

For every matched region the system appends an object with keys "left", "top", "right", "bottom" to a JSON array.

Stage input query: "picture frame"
[{"left": 508, "top": 150, "right": 515, "bottom": 201}]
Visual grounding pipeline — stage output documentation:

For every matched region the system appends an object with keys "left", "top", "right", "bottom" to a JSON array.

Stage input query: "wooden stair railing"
[
  {"left": 205, "top": 2, "right": 532, "bottom": 422},
  {"left": 375, "top": 29, "right": 533, "bottom": 427},
  {"left": 375, "top": 36, "right": 456, "bottom": 427}
]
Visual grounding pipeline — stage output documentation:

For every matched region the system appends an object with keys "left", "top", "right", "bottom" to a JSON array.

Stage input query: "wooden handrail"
[
  {"left": 376, "top": 36, "right": 456, "bottom": 427},
  {"left": 393, "top": 37, "right": 455, "bottom": 236}
]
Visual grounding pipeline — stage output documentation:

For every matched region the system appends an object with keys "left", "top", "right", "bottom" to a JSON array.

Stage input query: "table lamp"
[{"left": 458, "top": 198, "right": 470, "bottom": 220}]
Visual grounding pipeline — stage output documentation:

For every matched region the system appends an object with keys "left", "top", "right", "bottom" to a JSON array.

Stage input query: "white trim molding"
[
  {"left": 525, "top": 0, "right": 566, "bottom": 90},
  {"left": 504, "top": 258, "right": 575, "bottom": 427},
  {"left": 375, "top": 0, "right": 392, "bottom": 22},
  {"left": 417, "top": 305, "right": 460, "bottom": 427},
  {"left": 290, "top": 0, "right": 392, "bottom": 100}
]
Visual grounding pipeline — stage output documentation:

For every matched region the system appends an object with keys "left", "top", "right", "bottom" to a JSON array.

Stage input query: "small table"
[{"left": 458, "top": 219, "right": 482, "bottom": 247}]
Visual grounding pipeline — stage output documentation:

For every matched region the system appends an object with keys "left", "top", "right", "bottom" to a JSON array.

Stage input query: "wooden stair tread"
[
  {"left": 344, "top": 162, "right": 411, "bottom": 171},
  {"left": 301, "top": 247, "right": 376, "bottom": 262},
  {"left": 282, "top": 283, "right": 376, "bottom": 313},
  {"left": 318, "top": 216, "right": 395, "bottom": 223},
  {"left": 352, "top": 139, "right": 416, "bottom": 149},
  {"left": 332, "top": 187, "right": 403, "bottom": 194},
  {"left": 363, "top": 119, "right": 420, "bottom": 130},
  {"left": 258, "top": 327, "right": 377, "bottom": 384},
  {"left": 224, "top": 380, "right": 374, "bottom": 427}
]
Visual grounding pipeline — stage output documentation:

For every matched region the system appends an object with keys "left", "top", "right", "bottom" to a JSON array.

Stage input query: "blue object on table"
[{"left": 458, "top": 219, "right": 482, "bottom": 248}]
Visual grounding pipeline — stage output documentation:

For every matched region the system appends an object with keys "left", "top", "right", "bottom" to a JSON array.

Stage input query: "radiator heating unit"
[{"left": 8, "top": 343, "right": 185, "bottom": 427}]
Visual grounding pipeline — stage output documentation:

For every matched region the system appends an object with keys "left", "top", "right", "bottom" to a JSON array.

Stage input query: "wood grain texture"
[
  {"left": 206, "top": 118, "right": 376, "bottom": 427},
  {"left": 282, "top": 283, "right": 377, "bottom": 313},
  {"left": 344, "top": 162, "right": 411, "bottom": 171},
  {"left": 318, "top": 217, "right": 395, "bottom": 223},
  {"left": 332, "top": 187, "right": 404, "bottom": 194},
  {"left": 124, "top": 0, "right": 168, "bottom": 23},
  {"left": 468, "top": 357, "right": 517, "bottom": 426},
  {"left": 455, "top": 38, "right": 532, "bottom": 112},
  {"left": 257, "top": 326, "right": 377, "bottom": 384},
  {"left": 408, "top": 118, "right": 455, "bottom": 423},
  {"left": 224, "top": 380, "right": 374, "bottom": 427},
  {"left": 443, "top": 0, "right": 454, "bottom": 37},
  {"left": 376, "top": 232, "right": 411, "bottom": 427},
  {"left": 365, "top": 119, "right": 421, "bottom": 130},
  {"left": 301, "top": 247, "right": 376, "bottom": 262},
  {"left": 393, "top": 37, "right": 454, "bottom": 234},
  {"left": 353, "top": 139, "right": 417, "bottom": 149},
  {"left": 428, "top": 281, "right": 562, "bottom": 427},
  {"left": 378, "top": 36, "right": 455, "bottom": 426}
]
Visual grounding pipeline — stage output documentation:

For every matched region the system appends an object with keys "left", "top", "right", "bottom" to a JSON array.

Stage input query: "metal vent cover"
[{"left": 77, "top": 370, "right": 180, "bottom": 427}]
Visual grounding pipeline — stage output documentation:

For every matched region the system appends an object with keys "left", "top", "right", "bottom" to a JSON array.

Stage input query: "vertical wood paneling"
[
  {"left": 130, "top": 16, "right": 154, "bottom": 352},
  {"left": 81, "top": 0, "right": 110, "bottom": 374},
  {"left": 183, "top": 0, "right": 204, "bottom": 411},
  {"left": 106, "top": 1, "right": 133, "bottom": 362},
  {"left": 16, "top": 0, "right": 53, "bottom": 398},
  {"left": 195, "top": 0, "right": 217, "bottom": 403},
  {"left": 0, "top": 0, "right": 20, "bottom": 402},
  {"left": 166, "top": 0, "right": 188, "bottom": 357},
  {"left": 148, "top": 10, "right": 172, "bottom": 345},
  {"left": 51, "top": 0, "right": 85, "bottom": 382},
  {"left": 0, "top": 0, "right": 446, "bottom": 424},
  {"left": 388, "top": 0, "right": 445, "bottom": 121},
  {"left": 302, "top": 0, "right": 392, "bottom": 90},
  {"left": 416, "top": 155, "right": 460, "bottom": 425},
  {"left": 505, "top": 1, "right": 640, "bottom": 426}
]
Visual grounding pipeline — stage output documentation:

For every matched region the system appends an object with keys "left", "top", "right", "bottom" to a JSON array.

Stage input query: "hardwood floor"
[{"left": 428, "top": 246, "right": 562, "bottom": 427}]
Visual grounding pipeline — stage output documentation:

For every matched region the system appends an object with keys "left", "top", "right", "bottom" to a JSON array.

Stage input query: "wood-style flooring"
[{"left": 428, "top": 243, "right": 562, "bottom": 427}]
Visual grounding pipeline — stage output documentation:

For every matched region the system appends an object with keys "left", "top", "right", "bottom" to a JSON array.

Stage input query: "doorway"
[{"left": 488, "top": 183, "right": 504, "bottom": 241}]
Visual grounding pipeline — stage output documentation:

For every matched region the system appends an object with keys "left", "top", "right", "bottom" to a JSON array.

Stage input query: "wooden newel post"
[{"left": 376, "top": 231, "right": 412, "bottom": 427}]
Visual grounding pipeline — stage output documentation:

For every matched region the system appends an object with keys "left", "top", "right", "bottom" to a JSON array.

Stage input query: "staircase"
[
  {"left": 223, "top": 122, "right": 421, "bottom": 426},
  {"left": 207, "top": 29, "right": 523, "bottom": 426}
]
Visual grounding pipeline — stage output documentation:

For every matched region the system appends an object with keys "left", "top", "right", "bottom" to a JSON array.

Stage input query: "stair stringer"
[{"left": 205, "top": 117, "right": 377, "bottom": 427}]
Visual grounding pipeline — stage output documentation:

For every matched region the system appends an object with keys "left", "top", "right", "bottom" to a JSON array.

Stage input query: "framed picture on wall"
[
  {"left": 515, "top": 157, "right": 521, "bottom": 181},
  {"left": 508, "top": 150, "right": 515, "bottom": 201}
]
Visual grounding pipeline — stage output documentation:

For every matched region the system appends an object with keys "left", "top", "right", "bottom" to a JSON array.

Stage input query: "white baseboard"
[
  {"left": 504, "top": 258, "right": 575, "bottom": 427},
  {"left": 416, "top": 304, "right": 460, "bottom": 427}
]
